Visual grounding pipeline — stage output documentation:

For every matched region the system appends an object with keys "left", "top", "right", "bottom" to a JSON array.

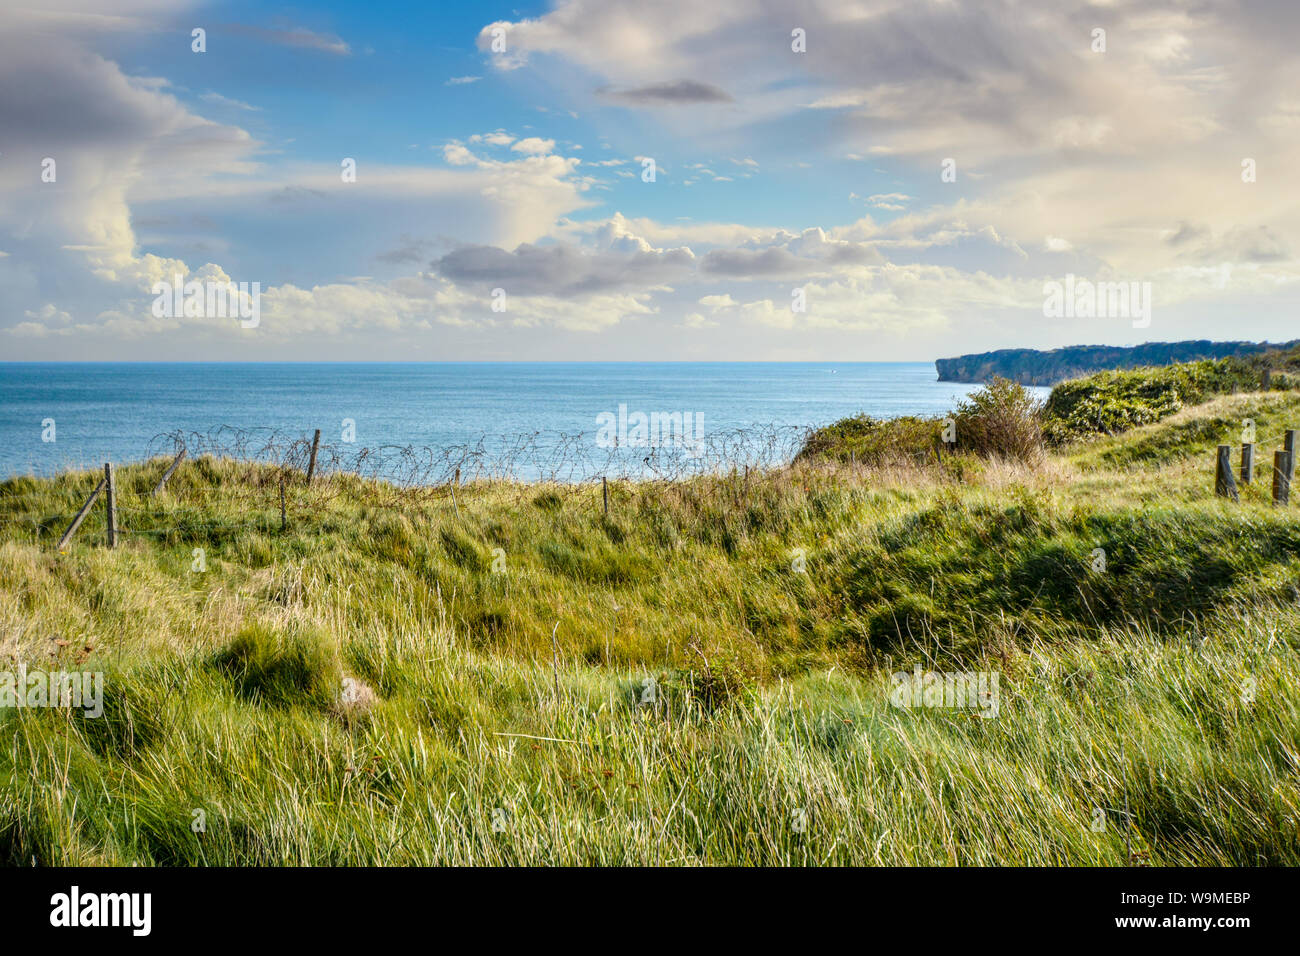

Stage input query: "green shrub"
[
  {"left": 796, "top": 415, "right": 942, "bottom": 464},
  {"left": 953, "top": 377, "right": 1044, "bottom": 462},
  {"left": 1043, "top": 359, "right": 1259, "bottom": 445},
  {"left": 798, "top": 378, "right": 1044, "bottom": 464}
]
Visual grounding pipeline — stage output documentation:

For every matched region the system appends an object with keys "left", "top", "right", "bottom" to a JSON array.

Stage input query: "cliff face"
[{"left": 935, "top": 340, "right": 1298, "bottom": 385}]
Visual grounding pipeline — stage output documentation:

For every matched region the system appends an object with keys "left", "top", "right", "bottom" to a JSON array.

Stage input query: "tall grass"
[{"left": 1, "top": 393, "right": 1298, "bottom": 865}]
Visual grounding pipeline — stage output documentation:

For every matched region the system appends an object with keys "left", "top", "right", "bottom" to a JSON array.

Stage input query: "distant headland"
[{"left": 935, "top": 339, "right": 1300, "bottom": 385}]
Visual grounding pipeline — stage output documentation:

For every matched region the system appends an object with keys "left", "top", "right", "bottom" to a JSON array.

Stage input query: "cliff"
[{"left": 934, "top": 340, "right": 1299, "bottom": 385}]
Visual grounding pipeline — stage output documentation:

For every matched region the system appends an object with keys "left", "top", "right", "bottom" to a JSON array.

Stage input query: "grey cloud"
[
  {"left": 597, "top": 79, "right": 732, "bottom": 106},
  {"left": 436, "top": 242, "right": 695, "bottom": 295},
  {"left": 269, "top": 186, "right": 328, "bottom": 204},
  {"left": 1166, "top": 222, "right": 1209, "bottom": 247},
  {"left": 221, "top": 24, "right": 352, "bottom": 55},
  {"left": 132, "top": 214, "right": 218, "bottom": 230},
  {"left": 0, "top": 39, "right": 186, "bottom": 148},
  {"left": 701, "top": 247, "right": 809, "bottom": 278},
  {"left": 0, "top": 29, "right": 255, "bottom": 260},
  {"left": 1230, "top": 226, "right": 1291, "bottom": 263},
  {"left": 1176, "top": 225, "right": 1292, "bottom": 264},
  {"left": 0, "top": 31, "right": 254, "bottom": 187},
  {"left": 825, "top": 244, "right": 885, "bottom": 266},
  {"left": 377, "top": 237, "right": 438, "bottom": 265}
]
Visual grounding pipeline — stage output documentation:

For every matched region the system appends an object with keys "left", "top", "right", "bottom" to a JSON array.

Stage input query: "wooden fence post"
[
  {"left": 152, "top": 447, "right": 186, "bottom": 496},
  {"left": 451, "top": 466, "right": 461, "bottom": 520},
  {"left": 1215, "top": 445, "right": 1239, "bottom": 501},
  {"left": 1275, "top": 451, "right": 1293, "bottom": 506},
  {"left": 1240, "top": 443, "right": 1255, "bottom": 485},
  {"left": 306, "top": 429, "right": 321, "bottom": 482},
  {"left": 57, "top": 477, "right": 106, "bottom": 551},
  {"left": 603, "top": 476, "right": 609, "bottom": 517},
  {"left": 104, "top": 462, "right": 117, "bottom": 548}
]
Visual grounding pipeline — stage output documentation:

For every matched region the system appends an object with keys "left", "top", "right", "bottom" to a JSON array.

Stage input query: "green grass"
[
  {"left": 1042, "top": 358, "right": 1270, "bottom": 444},
  {"left": 1, "top": 394, "right": 1298, "bottom": 865}
]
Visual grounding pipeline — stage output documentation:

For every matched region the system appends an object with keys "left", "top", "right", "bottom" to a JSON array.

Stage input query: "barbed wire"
[
  {"left": 0, "top": 423, "right": 823, "bottom": 543},
  {"left": 3, "top": 420, "right": 1292, "bottom": 546},
  {"left": 1251, "top": 432, "right": 1291, "bottom": 449},
  {"left": 142, "top": 423, "right": 813, "bottom": 488}
]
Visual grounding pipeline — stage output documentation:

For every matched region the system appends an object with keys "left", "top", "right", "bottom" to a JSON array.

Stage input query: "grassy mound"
[
  {"left": 801, "top": 359, "right": 1291, "bottom": 463},
  {"left": 1041, "top": 359, "right": 1264, "bottom": 444},
  {"left": 0, "top": 391, "right": 1298, "bottom": 865}
]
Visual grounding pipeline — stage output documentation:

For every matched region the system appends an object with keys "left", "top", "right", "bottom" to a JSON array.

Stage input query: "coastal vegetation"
[
  {"left": 1, "top": 367, "right": 1297, "bottom": 865},
  {"left": 935, "top": 339, "right": 1299, "bottom": 386},
  {"left": 806, "top": 359, "right": 1300, "bottom": 453}
]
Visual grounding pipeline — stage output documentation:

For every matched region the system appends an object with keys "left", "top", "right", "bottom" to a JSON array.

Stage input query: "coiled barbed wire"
[{"left": 143, "top": 423, "right": 814, "bottom": 490}]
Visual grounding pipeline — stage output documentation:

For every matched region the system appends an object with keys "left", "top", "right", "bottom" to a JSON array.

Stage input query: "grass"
[
  {"left": 1, "top": 392, "right": 1298, "bottom": 865},
  {"left": 1042, "top": 358, "right": 1270, "bottom": 444}
]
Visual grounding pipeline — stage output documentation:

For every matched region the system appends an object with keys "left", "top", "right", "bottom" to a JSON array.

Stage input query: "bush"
[
  {"left": 953, "top": 377, "right": 1044, "bottom": 463},
  {"left": 796, "top": 415, "right": 943, "bottom": 465},
  {"left": 1043, "top": 359, "right": 1260, "bottom": 445},
  {"left": 796, "top": 378, "right": 1044, "bottom": 465}
]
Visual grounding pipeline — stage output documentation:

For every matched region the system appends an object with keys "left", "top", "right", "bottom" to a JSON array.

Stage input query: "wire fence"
[
  {"left": 2, "top": 421, "right": 1293, "bottom": 547},
  {"left": 0, "top": 422, "right": 822, "bottom": 546},
  {"left": 142, "top": 423, "right": 814, "bottom": 486}
]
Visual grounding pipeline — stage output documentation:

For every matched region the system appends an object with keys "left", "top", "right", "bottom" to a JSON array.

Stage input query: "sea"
[{"left": 0, "top": 363, "right": 1045, "bottom": 482}]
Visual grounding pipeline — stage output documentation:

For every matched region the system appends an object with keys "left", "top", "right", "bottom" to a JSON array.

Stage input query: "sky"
[{"left": 0, "top": 0, "right": 1297, "bottom": 361}]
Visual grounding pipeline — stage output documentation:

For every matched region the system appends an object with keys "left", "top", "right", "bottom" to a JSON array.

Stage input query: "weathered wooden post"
[
  {"left": 1215, "top": 445, "right": 1239, "bottom": 501},
  {"left": 152, "top": 447, "right": 186, "bottom": 496},
  {"left": 1275, "top": 451, "right": 1293, "bottom": 506},
  {"left": 57, "top": 476, "right": 106, "bottom": 551},
  {"left": 1241, "top": 443, "right": 1255, "bottom": 485},
  {"left": 306, "top": 429, "right": 321, "bottom": 481},
  {"left": 104, "top": 462, "right": 117, "bottom": 548},
  {"left": 1286, "top": 431, "right": 1297, "bottom": 485},
  {"left": 451, "top": 466, "right": 461, "bottom": 520}
]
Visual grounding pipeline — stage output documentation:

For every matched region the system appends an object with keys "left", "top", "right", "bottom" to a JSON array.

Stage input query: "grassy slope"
[{"left": 1, "top": 395, "right": 1299, "bottom": 865}]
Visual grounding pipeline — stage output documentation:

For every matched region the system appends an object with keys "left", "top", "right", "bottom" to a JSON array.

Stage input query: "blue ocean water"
[{"left": 0, "top": 363, "right": 1036, "bottom": 481}]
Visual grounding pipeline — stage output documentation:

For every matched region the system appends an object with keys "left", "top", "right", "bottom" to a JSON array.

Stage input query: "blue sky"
[{"left": 2, "top": 0, "right": 1298, "bottom": 360}]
